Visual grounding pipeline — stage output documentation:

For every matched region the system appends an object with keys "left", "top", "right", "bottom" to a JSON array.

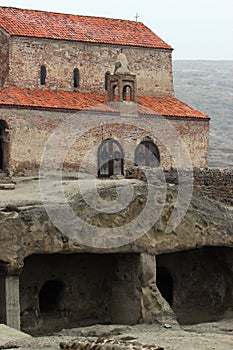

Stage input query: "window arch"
[
  {"left": 135, "top": 140, "right": 160, "bottom": 167},
  {"left": 105, "top": 71, "right": 110, "bottom": 91},
  {"left": 98, "top": 138, "right": 124, "bottom": 177},
  {"left": 73, "top": 68, "right": 80, "bottom": 88},
  {"left": 40, "top": 65, "right": 46, "bottom": 85}
]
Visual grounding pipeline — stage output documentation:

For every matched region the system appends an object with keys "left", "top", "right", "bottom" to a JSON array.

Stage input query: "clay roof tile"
[
  {"left": 0, "top": 6, "right": 172, "bottom": 49},
  {"left": 0, "top": 87, "right": 209, "bottom": 119}
]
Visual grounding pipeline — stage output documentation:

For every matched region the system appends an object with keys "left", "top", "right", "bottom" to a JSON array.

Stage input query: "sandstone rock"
[
  {"left": 0, "top": 176, "right": 232, "bottom": 269},
  {"left": 0, "top": 174, "right": 232, "bottom": 335},
  {"left": 0, "top": 324, "right": 31, "bottom": 348},
  {"left": 0, "top": 183, "right": 15, "bottom": 190}
]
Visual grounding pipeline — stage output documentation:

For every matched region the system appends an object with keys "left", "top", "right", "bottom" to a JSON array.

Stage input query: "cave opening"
[
  {"left": 20, "top": 253, "right": 141, "bottom": 335},
  {"left": 156, "top": 266, "right": 173, "bottom": 306},
  {"left": 156, "top": 247, "right": 233, "bottom": 325},
  {"left": 39, "top": 280, "right": 64, "bottom": 313}
]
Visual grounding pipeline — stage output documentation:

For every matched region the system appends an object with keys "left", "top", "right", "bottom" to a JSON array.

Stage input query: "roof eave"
[
  {"left": 0, "top": 103, "right": 119, "bottom": 114},
  {"left": 8, "top": 33, "right": 173, "bottom": 50}
]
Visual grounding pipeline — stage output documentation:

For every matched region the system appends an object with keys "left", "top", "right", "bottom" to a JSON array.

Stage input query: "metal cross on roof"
[{"left": 134, "top": 13, "right": 140, "bottom": 22}]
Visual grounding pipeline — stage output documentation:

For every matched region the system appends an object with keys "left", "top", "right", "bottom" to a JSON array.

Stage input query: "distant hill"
[{"left": 173, "top": 60, "right": 233, "bottom": 168}]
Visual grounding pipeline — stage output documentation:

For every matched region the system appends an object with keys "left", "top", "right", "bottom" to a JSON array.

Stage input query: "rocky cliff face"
[
  {"left": 0, "top": 171, "right": 232, "bottom": 333},
  {"left": 0, "top": 173, "right": 232, "bottom": 270}
]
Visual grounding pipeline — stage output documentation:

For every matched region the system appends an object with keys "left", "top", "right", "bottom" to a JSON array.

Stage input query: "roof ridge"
[{"left": 0, "top": 6, "right": 140, "bottom": 23}]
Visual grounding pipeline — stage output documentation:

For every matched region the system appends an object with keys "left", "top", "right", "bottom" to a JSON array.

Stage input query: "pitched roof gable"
[
  {"left": 0, "top": 6, "right": 172, "bottom": 49},
  {"left": 0, "top": 87, "right": 209, "bottom": 119}
]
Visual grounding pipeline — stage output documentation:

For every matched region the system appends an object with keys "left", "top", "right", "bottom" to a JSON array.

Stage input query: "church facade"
[{"left": 0, "top": 6, "right": 209, "bottom": 177}]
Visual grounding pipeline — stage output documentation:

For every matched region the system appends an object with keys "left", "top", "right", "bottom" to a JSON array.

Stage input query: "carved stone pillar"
[{"left": 0, "top": 265, "right": 21, "bottom": 330}]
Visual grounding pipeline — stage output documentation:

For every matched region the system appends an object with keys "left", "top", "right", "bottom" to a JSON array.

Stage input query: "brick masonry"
[
  {"left": 193, "top": 168, "right": 233, "bottom": 205},
  {"left": 126, "top": 166, "right": 233, "bottom": 205},
  {"left": 0, "top": 107, "right": 209, "bottom": 175},
  {"left": 5, "top": 37, "right": 174, "bottom": 97},
  {"left": 0, "top": 30, "right": 9, "bottom": 87},
  {"left": 0, "top": 25, "right": 211, "bottom": 174}
]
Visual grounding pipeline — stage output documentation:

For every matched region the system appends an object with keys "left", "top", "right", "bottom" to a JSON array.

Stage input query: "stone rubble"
[{"left": 59, "top": 339, "right": 164, "bottom": 350}]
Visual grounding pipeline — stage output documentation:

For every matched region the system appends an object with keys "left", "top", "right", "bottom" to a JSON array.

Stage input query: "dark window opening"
[
  {"left": 123, "top": 85, "right": 132, "bottom": 101},
  {"left": 39, "top": 280, "right": 64, "bottom": 313},
  {"left": 40, "top": 65, "right": 46, "bottom": 85},
  {"left": 105, "top": 71, "right": 110, "bottom": 91},
  {"left": 135, "top": 140, "right": 160, "bottom": 167},
  {"left": 0, "top": 120, "right": 9, "bottom": 171},
  {"left": 98, "top": 138, "right": 124, "bottom": 177},
  {"left": 73, "top": 68, "right": 80, "bottom": 88},
  {"left": 156, "top": 266, "right": 173, "bottom": 306}
]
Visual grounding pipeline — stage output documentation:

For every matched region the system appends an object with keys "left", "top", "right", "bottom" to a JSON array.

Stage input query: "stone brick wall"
[
  {"left": 0, "top": 30, "right": 9, "bottom": 87},
  {"left": 0, "top": 106, "right": 208, "bottom": 175},
  {"left": 5, "top": 37, "right": 174, "bottom": 97},
  {"left": 126, "top": 166, "right": 233, "bottom": 205},
  {"left": 164, "top": 168, "right": 233, "bottom": 205},
  {"left": 193, "top": 168, "right": 233, "bottom": 205}
]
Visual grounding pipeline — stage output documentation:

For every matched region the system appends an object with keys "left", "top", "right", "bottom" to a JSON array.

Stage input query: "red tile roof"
[
  {"left": 0, "top": 87, "right": 115, "bottom": 112},
  {"left": 0, "top": 6, "right": 172, "bottom": 49},
  {"left": 137, "top": 96, "right": 209, "bottom": 118},
  {"left": 0, "top": 87, "right": 209, "bottom": 119}
]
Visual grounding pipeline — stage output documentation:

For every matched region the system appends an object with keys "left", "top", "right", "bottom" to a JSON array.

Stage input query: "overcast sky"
[{"left": 1, "top": 0, "right": 233, "bottom": 60}]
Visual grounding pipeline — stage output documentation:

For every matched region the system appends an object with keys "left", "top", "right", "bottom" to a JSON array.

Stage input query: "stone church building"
[
  {"left": 3, "top": 7, "right": 231, "bottom": 337},
  {"left": 0, "top": 6, "right": 209, "bottom": 178}
]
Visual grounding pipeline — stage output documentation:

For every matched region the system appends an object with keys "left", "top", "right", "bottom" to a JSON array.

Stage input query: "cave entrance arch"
[
  {"left": 39, "top": 280, "right": 64, "bottom": 313},
  {"left": 156, "top": 266, "right": 173, "bottom": 306}
]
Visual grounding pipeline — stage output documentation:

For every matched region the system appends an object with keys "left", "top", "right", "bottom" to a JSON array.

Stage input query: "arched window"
[
  {"left": 40, "top": 65, "right": 46, "bottom": 85},
  {"left": 123, "top": 85, "right": 132, "bottom": 101},
  {"left": 98, "top": 138, "right": 124, "bottom": 177},
  {"left": 73, "top": 68, "right": 80, "bottom": 88},
  {"left": 135, "top": 140, "right": 160, "bottom": 167},
  {"left": 105, "top": 71, "right": 110, "bottom": 91},
  {"left": 0, "top": 120, "right": 9, "bottom": 171}
]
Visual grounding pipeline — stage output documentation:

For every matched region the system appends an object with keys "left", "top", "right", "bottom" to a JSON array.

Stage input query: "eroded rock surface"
[
  {"left": 0, "top": 323, "right": 31, "bottom": 348},
  {"left": 0, "top": 174, "right": 232, "bottom": 269},
  {"left": 0, "top": 173, "right": 232, "bottom": 335},
  {"left": 2, "top": 323, "right": 233, "bottom": 350}
]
